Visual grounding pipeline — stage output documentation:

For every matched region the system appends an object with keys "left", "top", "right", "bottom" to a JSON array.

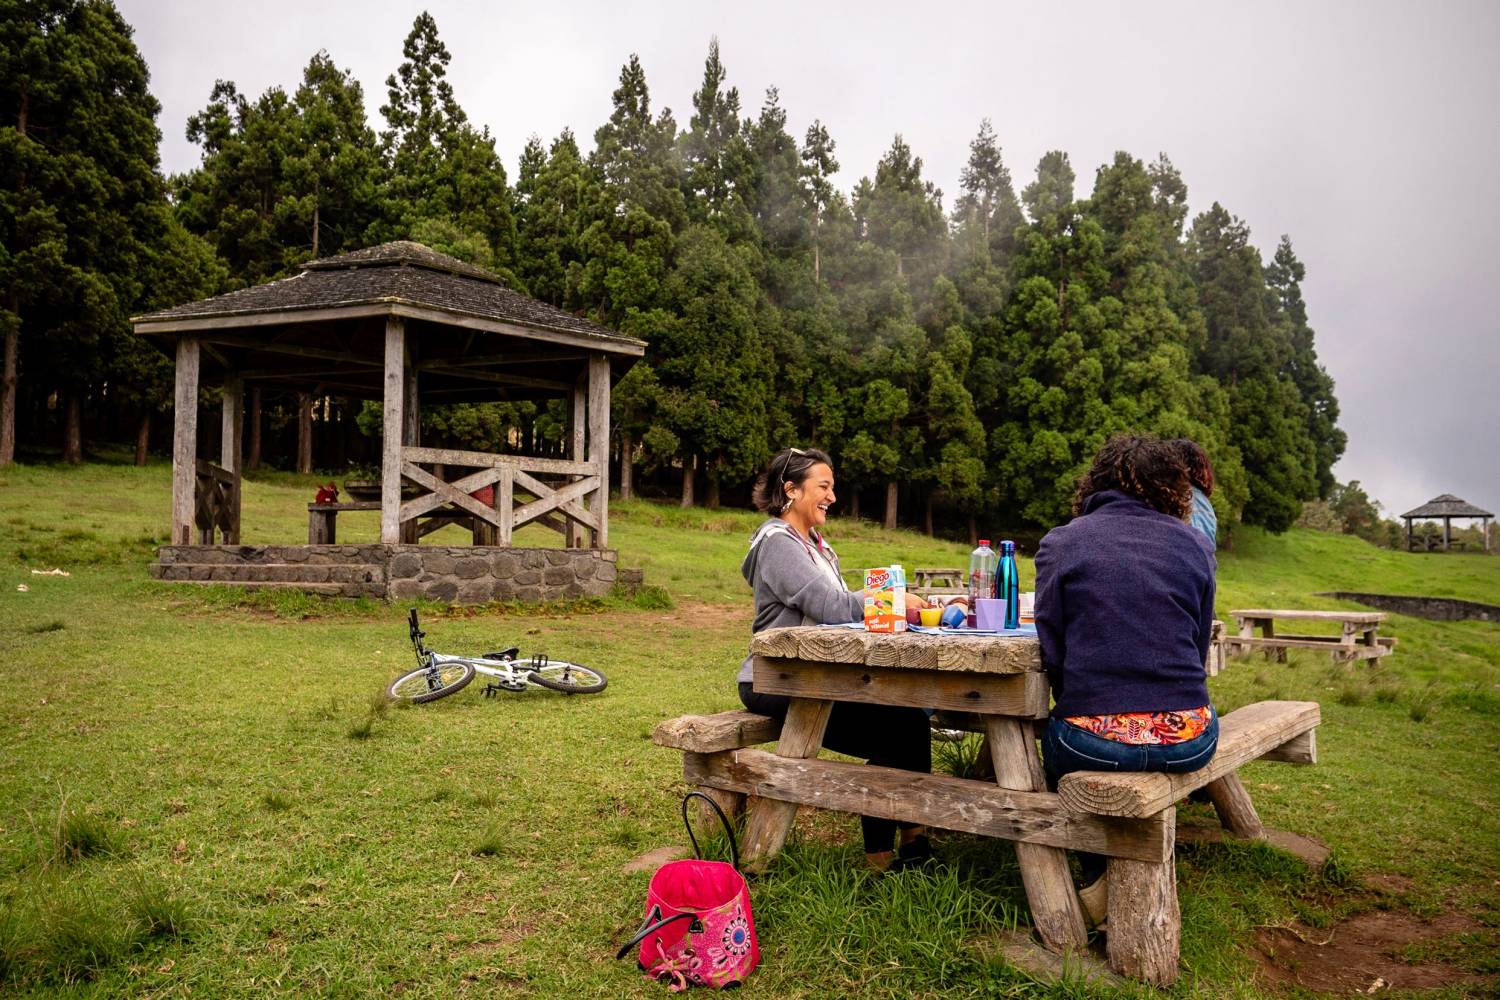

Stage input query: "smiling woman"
[{"left": 735, "top": 446, "right": 934, "bottom": 872}]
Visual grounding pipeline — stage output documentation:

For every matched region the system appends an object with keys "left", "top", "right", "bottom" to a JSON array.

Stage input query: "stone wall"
[
  {"left": 385, "top": 545, "right": 618, "bottom": 604},
  {"left": 1317, "top": 591, "right": 1499, "bottom": 622},
  {"left": 151, "top": 544, "right": 625, "bottom": 605}
]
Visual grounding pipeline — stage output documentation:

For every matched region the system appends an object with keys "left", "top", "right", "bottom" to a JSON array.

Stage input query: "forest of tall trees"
[{"left": 1, "top": 4, "right": 1346, "bottom": 536}]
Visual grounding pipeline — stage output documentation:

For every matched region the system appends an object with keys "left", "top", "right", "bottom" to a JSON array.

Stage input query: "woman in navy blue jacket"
[{"left": 1034, "top": 435, "right": 1219, "bottom": 924}]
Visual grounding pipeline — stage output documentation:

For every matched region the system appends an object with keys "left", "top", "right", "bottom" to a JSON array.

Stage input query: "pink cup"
[{"left": 974, "top": 598, "right": 1005, "bottom": 630}]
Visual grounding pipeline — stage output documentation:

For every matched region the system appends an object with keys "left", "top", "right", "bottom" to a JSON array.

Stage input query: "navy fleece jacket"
[{"left": 1034, "top": 490, "right": 1216, "bottom": 718}]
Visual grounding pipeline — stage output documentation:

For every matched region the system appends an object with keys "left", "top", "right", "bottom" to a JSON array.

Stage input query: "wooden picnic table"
[
  {"left": 1226, "top": 608, "right": 1394, "bottom": 663},
  {"left": 307, "top": 501, "right": 499, "bottom": 545},
  {"left": 660, "top": 624, "right": 1319, "bottom": 984}
]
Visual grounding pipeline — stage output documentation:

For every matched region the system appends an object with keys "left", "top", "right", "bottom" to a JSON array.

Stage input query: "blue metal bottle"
[{"left": 996, "top": 540, "right": 1020, "bottom": 629}]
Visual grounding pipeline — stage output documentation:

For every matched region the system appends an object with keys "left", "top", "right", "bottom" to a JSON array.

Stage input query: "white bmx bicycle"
[{"left": 387, "top": 608, "right": 608, "bottom": 704}]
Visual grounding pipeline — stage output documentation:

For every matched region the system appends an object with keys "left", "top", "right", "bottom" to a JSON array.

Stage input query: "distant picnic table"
[{"left": 1225, "top": 608, "right": 1395, "bottom": 663}]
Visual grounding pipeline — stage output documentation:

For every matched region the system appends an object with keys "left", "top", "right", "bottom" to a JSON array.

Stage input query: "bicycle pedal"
[{"left": 482, "top": 683, "right": 502, "bottom": 698}]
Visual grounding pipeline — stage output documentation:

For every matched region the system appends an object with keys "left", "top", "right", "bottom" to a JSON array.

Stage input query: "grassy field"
[{"left": 1, "top": 453, "right": 1497, "bottom": 998}]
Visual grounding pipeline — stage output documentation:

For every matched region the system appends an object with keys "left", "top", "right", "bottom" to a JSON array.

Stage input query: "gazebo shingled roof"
[
  {"left": 135, "top": 240, "right": 641, "bottom": 353},
  {"left": 133, "top": 240, "right": 638, "bottom": 556},
  {"left": 1399, "top": 494, "right": 1494, "bottom": 519}
]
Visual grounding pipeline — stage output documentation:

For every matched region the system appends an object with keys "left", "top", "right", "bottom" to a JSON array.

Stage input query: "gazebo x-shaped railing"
[{"left": 134, "top": 242, "right": 644, "bottom": 553}]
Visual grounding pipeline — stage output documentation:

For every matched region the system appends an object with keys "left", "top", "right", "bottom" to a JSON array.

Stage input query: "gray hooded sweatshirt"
[{"left": 738, "top": 519, "right": 864, "bottom": 682}]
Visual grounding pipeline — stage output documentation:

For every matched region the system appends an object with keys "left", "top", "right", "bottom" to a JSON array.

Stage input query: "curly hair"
[
  {"left": 1072, "top": 435, "right": 1192, "bottom": 519},
  {"left": 1171, "top": 438, "right": 1215, "bottom": 496},
  {"left": 751, "top": 447, "right": 835, "bottom": 514}
]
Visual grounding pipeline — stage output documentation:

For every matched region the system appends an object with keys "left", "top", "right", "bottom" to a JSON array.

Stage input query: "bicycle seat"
[{"left": 483, "top": 647, "right": 520, "bottom": 662}]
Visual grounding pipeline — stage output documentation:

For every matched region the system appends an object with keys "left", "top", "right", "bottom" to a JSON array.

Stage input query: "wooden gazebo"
[
  {"left": 1400, "top": 494, "right": 1493, "bottom": 553},
  {"left": 132, "top": 242, "right": 645, "bottom": 602}
]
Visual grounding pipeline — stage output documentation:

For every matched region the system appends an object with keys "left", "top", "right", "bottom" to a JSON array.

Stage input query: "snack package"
[{"left": 864, "top": 565, "right": 907, "bottom": 633}]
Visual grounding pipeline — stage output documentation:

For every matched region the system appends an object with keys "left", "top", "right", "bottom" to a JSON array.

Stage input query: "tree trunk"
[
  {"left": 247, "top": 387, "right": 262, "bottom": 470},
  {"left": 968, "top": 512, "right": 978, "bottom": 547},
  {"left": 0, "top": 322, "right": 17, "bottom": 466},
  {"left": 705, "top": 456, "right": 721, "bottom": 509},
  {"left": 619, "top": 433, "right": 634, "bottom": 501},
  {"left": 62, "top": 391, "right": 83, "bottom": 464},
  {"left": 848, "top": 489, "right": 860, "bottom": 520},
  {"left": 2, "top": 92, "right": 25, "bottom": 466},
  {"left": 884, "top": 480, "right": 898, "bottom": 531},
  {"left": 924, "top": 491, "right": 935, "bottom": 536},
  {"left": 680, "top": 454, "right": 695, "bottom": 509},
  {"left": 135, "top": 411, "right": 151, "bottom": 466},
  {"left": 296, "top": 391, "right": 313, "bottom": 474}
]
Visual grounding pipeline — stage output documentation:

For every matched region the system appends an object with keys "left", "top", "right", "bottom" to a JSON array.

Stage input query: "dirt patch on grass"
[{"left": 1252, "top": 903, "right": 1496, "bottom": 994}]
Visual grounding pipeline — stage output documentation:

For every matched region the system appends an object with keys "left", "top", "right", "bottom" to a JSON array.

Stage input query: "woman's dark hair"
[
  {"left": 1172, "top": 438, "right": 1215, "bottom": 495},
  {"left": 751, "top": 447, "right": 834, "bottom": 514},
  {"left": 1071, "top": 435, "right": 1192, "bottom": 519}
]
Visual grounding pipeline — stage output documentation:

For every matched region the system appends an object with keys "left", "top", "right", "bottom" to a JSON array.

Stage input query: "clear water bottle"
[
  {"left": 967, "top": 540, "right": 996, "bottom": 627},
  {"left": 996, "top": 540, "right": 1020, "bottom": 629}
]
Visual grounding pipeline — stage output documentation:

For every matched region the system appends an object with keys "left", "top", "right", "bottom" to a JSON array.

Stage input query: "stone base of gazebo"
[{"left": 150, "top": 544, "right": 625, "bottom": 604}]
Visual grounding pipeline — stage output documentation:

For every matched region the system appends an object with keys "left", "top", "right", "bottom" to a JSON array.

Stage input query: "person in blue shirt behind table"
[
  {"left": 1174, "top": 438, "right": 1217, "bottom": 546},
  {"left": 1034, "top": 435, "right": 1219, "bottom": 927}
]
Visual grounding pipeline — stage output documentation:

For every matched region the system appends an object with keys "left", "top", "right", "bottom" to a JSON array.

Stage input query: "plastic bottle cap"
[{"left": 978, "top": 539, "right": 990, "bottom": 546}]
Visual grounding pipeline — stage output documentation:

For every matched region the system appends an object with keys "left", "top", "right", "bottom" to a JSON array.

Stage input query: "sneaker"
[{"left": 1078, "top": 877, "right": 1108, "bottom": 930}]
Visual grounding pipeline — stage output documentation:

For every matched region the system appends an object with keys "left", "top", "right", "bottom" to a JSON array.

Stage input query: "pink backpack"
[{"left": 616, "top": 793, "right": 759, "bottom": 991}]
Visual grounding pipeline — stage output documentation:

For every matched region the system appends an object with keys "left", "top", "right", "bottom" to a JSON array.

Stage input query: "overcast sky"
[{"left": 115, "top": 0, "right": 1499, "bottom": 521}]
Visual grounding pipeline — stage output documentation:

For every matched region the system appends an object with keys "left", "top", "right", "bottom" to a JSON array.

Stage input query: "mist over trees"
[{"left": 0, "top": 6, "right": 1348, "bottom": 537}]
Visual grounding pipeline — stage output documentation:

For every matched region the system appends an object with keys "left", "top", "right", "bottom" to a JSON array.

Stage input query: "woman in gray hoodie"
[{"left": 738, "top": 447, "right": 934, "bottom": 872}]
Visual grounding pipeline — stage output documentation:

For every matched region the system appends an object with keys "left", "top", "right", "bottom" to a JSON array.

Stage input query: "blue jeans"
[{"left": 1043, "top": 711, "right": 1219, "bottom": 883}]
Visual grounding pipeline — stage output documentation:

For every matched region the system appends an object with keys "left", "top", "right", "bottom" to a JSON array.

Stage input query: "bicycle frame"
[{"left": 406, "top": 608, "right": 588, "bottom": 694}]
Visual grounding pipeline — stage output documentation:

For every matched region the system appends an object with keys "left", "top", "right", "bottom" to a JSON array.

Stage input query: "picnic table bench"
[
  {"left": 653, "top": 626, "right": 1321, "bottom": 985},
  {"left": 1225, "top": 608, "right": 1395, "bottom": 663},
  {"left": 307, "top": 501, "right": 505, "bottom": 545}
]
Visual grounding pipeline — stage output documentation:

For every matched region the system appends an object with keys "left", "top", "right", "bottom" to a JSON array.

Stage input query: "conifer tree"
[
  {"left": 800, "top": 120, "right": 840, "bottom": 287},
  {"left": 579, "top": 54, "right": 683, "bottom": 325},
  {"left": 1189, "top": 204, "right": 1317, "bottom": 530},
  {"left": 1266, "top": 235, "right": 1344, "bottom": 498},
  {"left": 515, "top": 130, "right": 597, "bottom": 308},
  {"left": 377, "top": 13, "right": 516, "bottom": 278},
  {"left": 0, "top": 0, "right": 167, "bottom": 463},
  {"left": 681, "top": 39, "right": 755, "bottom": 241}
]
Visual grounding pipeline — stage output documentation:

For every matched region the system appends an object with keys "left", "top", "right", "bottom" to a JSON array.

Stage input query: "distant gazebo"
[
  {"left": 132, "top": 241, "right": 645, "bottom": 603},
  {"left": 1399, "top": 494, "right": 1493, "bottom": 553}
]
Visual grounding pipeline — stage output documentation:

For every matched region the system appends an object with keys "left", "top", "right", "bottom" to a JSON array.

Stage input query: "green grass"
[{"left": 0, "top": 457, "right": 1497, "bottom": 996}]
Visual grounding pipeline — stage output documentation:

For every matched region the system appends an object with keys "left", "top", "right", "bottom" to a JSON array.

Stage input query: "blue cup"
[{"left": 940, "top": 603, "right": 967, "bottom": 628}]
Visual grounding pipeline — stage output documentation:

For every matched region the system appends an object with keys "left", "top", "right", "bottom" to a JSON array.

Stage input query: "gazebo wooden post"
[
  {"left": 170, "top": 337, "right": 200, "bottom": 545},
  {"left": 1405, "top": 517, "right": 1412, "bottom": 551},
  {"left": 568, "top": 368, "right": 587, "bottom": 548},
  {"left": 588, "top": 353, "right": 610, "bottom": 549},
  {"left": 381, "top": 316, "right": 406, "bottom": 544},
  {"left": 220, "top": 374, "right": 243, "bottom": 543},
  {"left": 1443, "top": 517, "right": 1451, "bottom": 552}
]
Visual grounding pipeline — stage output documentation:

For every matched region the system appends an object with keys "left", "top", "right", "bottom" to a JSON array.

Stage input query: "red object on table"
[
  {"left": 469, "top": 484, "right": 495, "bottom": 506},
  {"left": 313, "top": 483, "right": 339, "bottom": 504}
]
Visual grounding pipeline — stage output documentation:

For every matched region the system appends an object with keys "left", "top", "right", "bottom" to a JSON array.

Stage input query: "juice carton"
[{"left": 864, "top": 565, "right": 907, "bottom": 633}]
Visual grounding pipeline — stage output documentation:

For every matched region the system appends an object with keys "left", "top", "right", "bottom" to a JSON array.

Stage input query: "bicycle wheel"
[
  {"left": 387, "top": 661, "right": 475, "bottom": 704},
  {"left": 526, "top": 659, "right": 607, "bottom": 694}
]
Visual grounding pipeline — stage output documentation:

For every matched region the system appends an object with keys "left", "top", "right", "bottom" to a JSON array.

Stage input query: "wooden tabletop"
[
  {"left": 748, "top": 625, "right": 1041, "bottom": 675},
  {"left": 1231, "top": 608, "right": 1385, "bottom": 624}
]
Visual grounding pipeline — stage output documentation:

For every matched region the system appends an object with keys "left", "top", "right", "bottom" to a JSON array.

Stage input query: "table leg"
[
  {"left": 740, "top": 697, "right": 832, "bottom": 868},
  {"left": 1204, "top": 772, "right": 1265, "bottom": 840},
  {"left": 1234, "top": 617, "right": 1254, "bottom": 659},
  {"left": 1260, "top": 618, "right": 1286, "bottom": 663},
  {"left": 984, "top": 717, "right": 1088, "bottom": 952},
  {"left": 1106, "top": 808, "right": 1179, "bottom": 986}
]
